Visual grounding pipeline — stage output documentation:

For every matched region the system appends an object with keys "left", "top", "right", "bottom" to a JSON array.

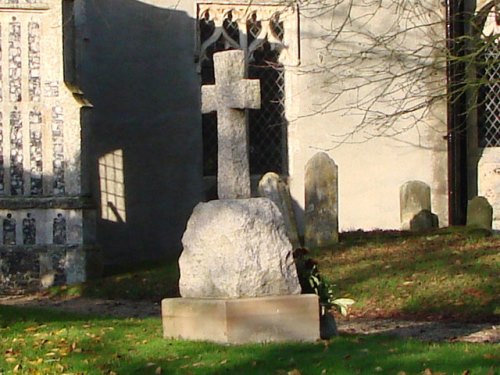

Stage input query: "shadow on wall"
[{"left": 76, "top": 0, "right": 203, "bottom": 267}]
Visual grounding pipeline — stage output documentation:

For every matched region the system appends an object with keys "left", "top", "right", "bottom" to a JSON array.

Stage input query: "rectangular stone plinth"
[{"left": 161, "top": 294, "right": 319, "bottom": 344}]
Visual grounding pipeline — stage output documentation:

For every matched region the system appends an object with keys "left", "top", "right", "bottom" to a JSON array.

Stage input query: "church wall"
[
  {"left": 76, "top": 0, "right": 451, "bottom": 268},
  {"left": 287, "top": 0, "right": 449, "bottom": 231},
  {"left": 76, "top": 0, "right": 204, "bottom": 266},
  {"left": 0, "top": 0, "right": 99, "bottom": 292}
]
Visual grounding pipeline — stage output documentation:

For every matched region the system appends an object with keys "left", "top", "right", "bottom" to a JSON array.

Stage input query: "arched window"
[{"left": 198, "top": 4, "right": 297, "bottom": 177}]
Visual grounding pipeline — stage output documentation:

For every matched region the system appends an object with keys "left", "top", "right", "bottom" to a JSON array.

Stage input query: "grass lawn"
[
  {"left": 1, "top": 228, "right": 498, "bottom": 374},
  {"left": 317, "top": 228, "right": 500, "bottom": 322},
  {"left": 0, "top": 305, "right": 498, "bottom": 375},
  {"left": 52, "top": 227, "right": 499, "bottom": 323}
]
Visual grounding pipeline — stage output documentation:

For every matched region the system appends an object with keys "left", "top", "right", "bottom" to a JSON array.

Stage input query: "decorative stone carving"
[
  {"left": 197, "top": 3, "right": 299, "bottom": 67},
  {"left": 2, "top": 213, "right": 16, "bottom": 245},
  {"left": 304, "top": 152, "right": 339, "bottom": 248},
  {"left": 0, "top": 1, "right": 100, "bottom": 289},
  {"left": 179, "top": 198, "right": 301, "bottom": 299},
  {"left": 22, "top": 213, "right": 36, "bottom": 244},
  {"left": 258, "top": 172, "right": 300, "bottom": 249},
  {"left": 53, "top": 213, "right": 66, "bottom": 244},
  {"left": 201, "top": 50, "right": 260, "bottom": 199}
]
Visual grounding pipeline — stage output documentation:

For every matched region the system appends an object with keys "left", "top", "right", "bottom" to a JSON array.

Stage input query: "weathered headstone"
[
  {"left": 409, "top": 209, "right": 439, "bottom": 232},
  {"left": 467, "top": 196, "right": 493, "bottom": 230},
  {"left": 258, "top": 172, "right": 301, "bottom": 249},
  {"left": 304, "top": 152, "right": 339, "bottom": 248},
  {"left": 400, "top": 181, "right": 437, "bottom": 231},
  {"left": 179, "top": 198, "right": 301, "bottom": 298},
  {"left": 201, "top": 50, "right": 260, "bottom": 199}
]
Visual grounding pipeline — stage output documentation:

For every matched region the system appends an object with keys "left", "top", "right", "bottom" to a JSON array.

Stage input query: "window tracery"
[{"left": 197, "top": 3, "right": 298, "bottom": 177}]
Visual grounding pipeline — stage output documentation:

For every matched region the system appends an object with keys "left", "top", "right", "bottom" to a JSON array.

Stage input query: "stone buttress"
[{"left": 0, "top": 0, "right": 99, "bottom": 293}]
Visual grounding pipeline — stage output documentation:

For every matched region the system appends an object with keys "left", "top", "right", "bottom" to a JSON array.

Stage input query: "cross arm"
[{"left": 201, "top": 85, "right": 217, "bottom": 113}]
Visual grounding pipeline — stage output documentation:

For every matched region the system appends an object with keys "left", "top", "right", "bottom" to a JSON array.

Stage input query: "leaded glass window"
[{"left": 198, "top": 4, "right": 296, "bottom": 176}]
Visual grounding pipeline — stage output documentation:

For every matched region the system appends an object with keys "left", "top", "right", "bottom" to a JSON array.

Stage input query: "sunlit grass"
[
  {"left": 314, "top": 229, "right": 500, "bottom": 321},
  {"left": 47, "top": 228, "right": 500, "bottom": 322},
  {"left": 0, "top": 306, "right": 497, "bottom": 375}
]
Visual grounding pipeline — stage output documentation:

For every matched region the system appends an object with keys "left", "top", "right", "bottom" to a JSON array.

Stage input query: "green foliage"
[
  {"left": 308, "top": 265, "right": 354, "bottom": 316},
  {"left": 294, "top": 249, "right": 355, "bottom": 316}
]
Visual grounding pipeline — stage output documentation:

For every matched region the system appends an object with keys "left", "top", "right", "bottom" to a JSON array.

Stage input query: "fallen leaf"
[
  {"left": 13, "top": 364, "right": 21, "bottom": 372},
  {"left": 423, "top": 369, "right": 433, "bottom": 375},
  {"left": 288, "top": 370, "right": 301, "bottom": 375},
  {"left": 220, "top": 359, "right": 228, "bottom": 365}
]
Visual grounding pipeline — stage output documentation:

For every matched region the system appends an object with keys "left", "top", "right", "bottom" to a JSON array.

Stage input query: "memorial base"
[{"left": 161, "top": 294, "right": 320, "bottom": 344}]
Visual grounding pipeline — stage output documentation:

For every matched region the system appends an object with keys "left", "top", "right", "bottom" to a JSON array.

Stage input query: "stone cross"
[{"left": 201, "top": 50, "right": 261, "bottom": 199}]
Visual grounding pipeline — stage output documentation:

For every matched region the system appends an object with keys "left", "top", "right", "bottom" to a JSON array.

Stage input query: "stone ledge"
[
  {"left": 0, "top": 4, "right": 49, "bottom": 11},
  {"left": 0, "top": 196, "right": 95, "bottom": 210},
  {"left": 162, "top": 294, "right": 319, "bottom": 344}
]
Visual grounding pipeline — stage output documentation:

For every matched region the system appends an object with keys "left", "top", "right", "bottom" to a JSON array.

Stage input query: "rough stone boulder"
[{"left": 179, "top": 198, "right": 302, "bottom": 298}]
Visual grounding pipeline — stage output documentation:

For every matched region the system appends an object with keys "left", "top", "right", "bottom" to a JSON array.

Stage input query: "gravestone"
[
  {"left": 179, "top": 198, "right": 301, "bottom": 298},
  {"left": 467, "top": 196, "right": 493, "bottom": 230},
  {"left": 400, "top": 180, "right": 438, "bottom": 231},
  {"left": 409, "top": 210, "right": 439, "bottom": 232},
  {"left": 0, "top": 0, "right": 100, "bottom": 293},
  {"left": 201, "top": 50, "right": 260, "bottom": 199},
  {"left": 258, "top": 172, "right": 301, "bottom": 249},
  {"left": 162, "top": 50, "right": 319, "bottom": 344},
  {"left": 304, "top": 152, "right": 339, "bottom": 248}
]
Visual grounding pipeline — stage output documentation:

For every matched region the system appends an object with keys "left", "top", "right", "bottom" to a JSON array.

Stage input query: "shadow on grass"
[
  {"left": 0, "top": 304, "right": 119, "bottom": 325},
  {"left": 0, "top": 305, "right": 497, "bottom": 374},
  {"left": 109, "top": 336, "right": 496, "bottom": 375},
  {"left": 311, "top": 229, "right": 500, "bottom": 322},
  {"left": 49, "top": 259, "right": 181, "bottom": 303}
]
